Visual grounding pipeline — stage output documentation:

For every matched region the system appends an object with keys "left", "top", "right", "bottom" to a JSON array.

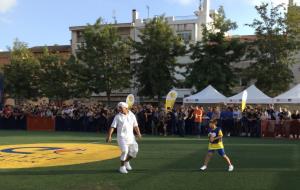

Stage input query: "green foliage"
[
  {"left": 187, "top": 7, "right": 245, "bottom": 96},
  {"left": 63, "top": 55, "right": 91, "bottom": 98},
  {"left": 38, "top": 48, "right": 73, "bottom": 100},
  {"left": 132, "top": 16, "right": 185, "bottom": 100},
  {"left": 76, "top": 18, "right": 131, "bottom": 103},
  {"left": 246, "top": 3, "right": 300, "bottom": 96},
  {"left": 286, "top": 4, "right": 300, "bottom": 54},
  {"left": 3, "top": 40, "right": 83, "bottom": 102},
  {"left": 3, "top": 40, "right": 40, "bottom": 100}
]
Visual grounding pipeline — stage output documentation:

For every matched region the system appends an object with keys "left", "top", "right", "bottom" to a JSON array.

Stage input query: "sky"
[{"left": 0, "top": 0, "right": 299, "bottom": 51}]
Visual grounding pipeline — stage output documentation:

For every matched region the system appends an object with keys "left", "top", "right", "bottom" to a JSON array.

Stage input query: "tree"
[
  {"left": 287, "top": 3, "right": 300, "bottom": 54},
  {"left": 61, "top": 55, "right": 94, "bottom": 99},
  {"left": 186, "top": 7, "right": 245, "bottom": 96},
  {"left": 132, "top": 16, "right": 185, "bottom": 101},
  {"left": 38, "top": 48, "right": 73, "bottom": 101},
  {"left": 246, "top": 3, "right": 300, "bottom": 96},
  {"left": 76, "top": 18, "right": 131, "bottom": 104},
  {"left": 3, "top": 39, "right": 40, "bottom": 101}
]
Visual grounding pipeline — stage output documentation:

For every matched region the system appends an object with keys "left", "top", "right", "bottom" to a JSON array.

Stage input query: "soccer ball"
[{"left": 210, "top": 132, "right": 216, "bottom": 138}]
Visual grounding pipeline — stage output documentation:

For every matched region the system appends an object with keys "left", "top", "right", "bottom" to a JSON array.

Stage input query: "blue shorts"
[{"left": 208, "top": 149, "right": 226, "bottom": 156}]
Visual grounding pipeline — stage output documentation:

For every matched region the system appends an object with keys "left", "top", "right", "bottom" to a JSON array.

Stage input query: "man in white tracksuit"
[{"left": 106, "top": 102, "right": 142, "bottom": 174}]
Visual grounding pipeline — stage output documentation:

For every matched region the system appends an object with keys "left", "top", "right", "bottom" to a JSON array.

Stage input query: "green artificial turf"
[{"left": 0, "top": 130, "right": 299, "bottom": 190}]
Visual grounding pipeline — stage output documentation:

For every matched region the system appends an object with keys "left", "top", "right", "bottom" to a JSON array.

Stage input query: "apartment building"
[{"left": 69, "top": 0, "right": 216, "bottom": 100}]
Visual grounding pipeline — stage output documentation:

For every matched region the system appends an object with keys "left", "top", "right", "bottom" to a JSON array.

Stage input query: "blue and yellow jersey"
[{"left": 208, "top": 127, "right": 224, "bottom": 150}]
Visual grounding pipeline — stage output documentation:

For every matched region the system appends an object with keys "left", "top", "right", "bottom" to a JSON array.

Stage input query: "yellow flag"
[
  {"left": 165, "top": 90, "right": 178, "bottom": 111},
  {"left": 241, "top": 90, "right": 248, "bottom": 111},
  {"left": 126, "top": 94, "right": 135, "bottom": 109}
]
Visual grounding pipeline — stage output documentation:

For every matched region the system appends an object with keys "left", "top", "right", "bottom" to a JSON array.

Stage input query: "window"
[
  {"left": 175, "top": 24, "right": 185, "bottom": 31},
  {"left": 77, "top": 31, "right": 84, "bottom": 43},
  {"left": 177, "top": 31, "right": 192, "bottom": 44}
]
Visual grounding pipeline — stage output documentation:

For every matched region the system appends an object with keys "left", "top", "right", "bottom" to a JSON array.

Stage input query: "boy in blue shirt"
[{"left": 200, "top": 119, "right": 234, "bottom": 172}]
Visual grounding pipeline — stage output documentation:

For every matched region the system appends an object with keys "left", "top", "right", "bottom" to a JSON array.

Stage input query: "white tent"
[
  {"left": 183, "top": 85, "right": 227, "bottom": 104},
  {"left": 273, "top": 84, "right": 300, "bottom": 103},
  {"left": 228, "top": 85, "right": 273, "bottom": 104}
]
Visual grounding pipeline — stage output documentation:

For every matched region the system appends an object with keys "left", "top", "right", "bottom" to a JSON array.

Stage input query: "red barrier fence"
[
  {"left": 17, "top": 116, "right": 300, "bottom": 138},
  {"left": 26, "top": 116, "right": 55, "bottom": 131},
  {"left": 261, "top": 120, "right": 300, "bottom": 138}
]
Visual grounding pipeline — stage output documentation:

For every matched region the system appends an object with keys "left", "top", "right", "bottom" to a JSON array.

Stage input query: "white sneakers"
[
  {"left": 200, "top": 165, "right": 234, "bottom": 172},
  {"left": 125, "top": 162, "right": 132, "bottom": 171},
  {"left": 119, "top": 162, "right": 132, "bottom": 174},
  {"left": 200, "top": 165, "right": 207, "bottom": 171},
  {"left": 119, "top": 166, "right": 128, "bottom": 174}
]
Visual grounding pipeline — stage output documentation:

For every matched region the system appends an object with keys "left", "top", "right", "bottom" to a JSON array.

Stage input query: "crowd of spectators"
[
  {"left": 0, "top": 103, "right": 113, "bottom": 132},
  {"left": 0, "top": 102, "right": 299, "bottom": 139}
]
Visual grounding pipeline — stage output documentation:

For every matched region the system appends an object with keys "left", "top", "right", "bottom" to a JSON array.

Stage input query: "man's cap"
[{"left": 117, "top": 102, "right": 128, "bottom": 109}]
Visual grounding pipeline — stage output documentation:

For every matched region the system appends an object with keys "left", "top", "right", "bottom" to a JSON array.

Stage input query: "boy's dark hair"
[{"left": 209, "top": 119, "right": 218, "bottom": 125}]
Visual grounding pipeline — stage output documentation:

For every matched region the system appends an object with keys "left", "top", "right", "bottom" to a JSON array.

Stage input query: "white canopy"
[
  {"left": 228, "top": 85, "right": 273, "bottom": 104},
  {"left": 273, "top": 84, "right": 300, "bottom": 104},
  {"left": 183, "top": 85, "right": 227, "bottom": 104}
]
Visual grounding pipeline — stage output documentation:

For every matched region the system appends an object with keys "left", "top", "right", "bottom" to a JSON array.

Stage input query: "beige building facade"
[{"left": 69, "top": 0, "right": 300, "bottom": 99}]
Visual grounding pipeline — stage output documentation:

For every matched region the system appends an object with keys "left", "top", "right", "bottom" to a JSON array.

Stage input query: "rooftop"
[
  {"left": 0, "top": 45, "right": 71, "bottom": 55},
  {"left": 69, "top": 23, "right": 133, "bottom": 31},
  {"left": 30, "top": 45, "right": 71, "bottom": 53}
]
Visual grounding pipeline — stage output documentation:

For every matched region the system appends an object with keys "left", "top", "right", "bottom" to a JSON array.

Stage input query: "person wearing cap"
[{"left": 106, "top": 102, "right": 142, "bottom": 174}]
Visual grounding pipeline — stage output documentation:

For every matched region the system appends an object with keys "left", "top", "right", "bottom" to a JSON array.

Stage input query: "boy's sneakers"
[
  {"left": 125, "top": 162, "right": 132, "bottom": 171},
  {"left": 200, "top": 165, "right": 234, "bottom": 172},
  {"left": 119, "top": 166, "right": 128, "bottom": 174},
  {"left": 200, "top": 165, "right": 207, "bottom": 171}
]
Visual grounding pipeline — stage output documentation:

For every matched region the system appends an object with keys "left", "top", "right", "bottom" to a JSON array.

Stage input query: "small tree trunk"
[
  {"left": 107, "top": 91, "right": 111, "bottom": 106},
  {"left": 157, "top": 94, "right": 162, "bottom": 106}
]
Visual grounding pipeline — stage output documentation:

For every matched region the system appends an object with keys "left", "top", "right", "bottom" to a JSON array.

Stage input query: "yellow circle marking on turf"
[{"left": 0, "top": 143, "right": 120, "bottom": 169}]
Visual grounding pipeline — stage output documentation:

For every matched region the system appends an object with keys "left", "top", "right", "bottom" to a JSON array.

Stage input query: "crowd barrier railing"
[
  {"left": 26, "top": 115, "right": 55, "bottom": 131},
  {"left": 1, "top": 116, "right": 300, "bottom": 138},
  {"left": 261, "top": 119, "right": 300, "bottom": 138}
]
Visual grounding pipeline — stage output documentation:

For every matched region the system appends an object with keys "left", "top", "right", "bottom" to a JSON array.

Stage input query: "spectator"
[
  {"left": 193, "top": 105, "right": 203, "bottom": 138},
  {"left": 177, "top": 106, "right": 186, "bottom": 137}
]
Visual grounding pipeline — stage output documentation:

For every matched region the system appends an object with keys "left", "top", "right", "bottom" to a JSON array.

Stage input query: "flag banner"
[
  {"left": 165, "top": 90, "right": 178, "bottom": 111},
  {"left": 242, "top": 90, "right": 248, "bottom": 111}
]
